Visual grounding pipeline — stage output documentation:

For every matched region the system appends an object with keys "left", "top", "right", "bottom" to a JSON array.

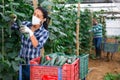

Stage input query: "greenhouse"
[{"left": 0, "top": 0, "right": 120, "bottom": 80}]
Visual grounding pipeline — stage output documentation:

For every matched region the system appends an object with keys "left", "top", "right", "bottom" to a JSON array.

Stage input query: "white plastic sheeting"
[
  {"left": 80, "top": 3, "right": 120, "bottom": 36},
  {"left": 112, "top": 0, "right": 120, "bottom": 10},
  {"left": 106, "top": 19, "right": 120, "bottom": 36}
]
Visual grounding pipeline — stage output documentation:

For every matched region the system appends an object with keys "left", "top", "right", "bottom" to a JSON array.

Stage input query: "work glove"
[{"left": 20, "top": 25, "right": 33, "bottom": 37}]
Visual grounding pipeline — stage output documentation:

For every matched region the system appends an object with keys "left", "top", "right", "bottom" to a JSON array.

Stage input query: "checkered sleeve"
[
  {"left": 11, "top": 21, "right": 32, "bottom": 30},
  {"left": 11, "top": 22, "right": 19, "bottom": 30},
  {"left": 37, "top": 30, "right": 49, "bottom": 49}
]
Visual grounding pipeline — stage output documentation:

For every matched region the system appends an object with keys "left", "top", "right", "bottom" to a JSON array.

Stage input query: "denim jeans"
[
  {"left": 93, "top": 37, "right": 102, "bottom": 57},
  {"left": 22, "top": 65, "right": 30, "bottom": 80},
  {"left": 21, "top": 58, "right": 31, "bottom": 80}
]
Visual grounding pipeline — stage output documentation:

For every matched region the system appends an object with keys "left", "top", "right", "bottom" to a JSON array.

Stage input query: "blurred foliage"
[
  {"left": 104, "top": 73, "right": 120, "bottom": 80},
  {"left": 0, "top": 0, "right": 33, "bottom": 79},
  {"left": 44, "top": 4, "right": 77, "bottom": 55},
  {"left": 79, "top": 9, "right": 92, "bottom": 53}
]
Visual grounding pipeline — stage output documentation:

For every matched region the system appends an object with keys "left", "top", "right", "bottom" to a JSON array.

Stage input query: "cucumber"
[
  {"left": 43, "top": 60, "right": 50, "bottom": 65},
  {"left": 72, "top": 55, "right": 77, "bottom": 63},
  {"left": 56, "top": 52, "right": 65, "bottom": 56},
  {"left": 40, "top": 56, "right": 45, "bottom": 65},
  {"left": 55, "top": 56, "right": 63, "bottom": 66},
  {"left": 59, "top": 57, "right": 68, "bottom": 66},
  {"left": 50, "top": 55, "right": 58, "bottom": 66},
  {"left": 48, "top": 53, "right": 57, "bottom": 58}
]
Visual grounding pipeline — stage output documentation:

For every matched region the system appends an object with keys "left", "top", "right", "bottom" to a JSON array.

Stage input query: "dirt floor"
[{"left": 86, "top": 52, "right": 120, "bottom": 80}]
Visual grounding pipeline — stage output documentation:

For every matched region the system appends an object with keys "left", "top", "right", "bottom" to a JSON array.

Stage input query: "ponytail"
[{"left": 43, "top": 16, "right": 51, "bottom": 30}]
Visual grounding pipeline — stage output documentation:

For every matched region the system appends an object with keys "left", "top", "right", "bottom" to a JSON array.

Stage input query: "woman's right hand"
[{"left": 88, "top": 30, "right": 92, "bottom": 32}]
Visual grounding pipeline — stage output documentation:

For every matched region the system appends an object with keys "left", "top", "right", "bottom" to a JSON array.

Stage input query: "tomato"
[{"left": 46, "top": 55, "right": 52, "bottom": 60}]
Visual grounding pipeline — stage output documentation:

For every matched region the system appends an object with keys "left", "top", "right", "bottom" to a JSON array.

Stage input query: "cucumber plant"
[
  {"left": 42, "top": 1, "right": 106, "bottom": 54},
  {"left": 0, "top": 0, "right": 33, "bottom": 79}
]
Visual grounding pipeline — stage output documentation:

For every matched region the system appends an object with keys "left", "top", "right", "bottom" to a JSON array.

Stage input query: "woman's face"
[
  {"left": 93, "top": 19, "right": 98, "bottom": 25},
  {"left": 34, "top": 9, "right": 44, "bottom": 20},
  {"left": 32, "top": 9, "right": 46, "bottom": 26}
]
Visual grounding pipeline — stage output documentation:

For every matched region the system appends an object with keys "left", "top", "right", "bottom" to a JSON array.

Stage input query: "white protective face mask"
[{"left": 32, "top": 15, "right": 41, "bottom": 25}]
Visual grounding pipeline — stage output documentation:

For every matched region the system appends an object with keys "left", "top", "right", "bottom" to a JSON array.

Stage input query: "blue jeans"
[
  {"left": 93, "top": 37, "right": 102, "bottom": 57},
  {"left": 22, "top": 65, "right": 30, "bottom": 80},
  {"left": 20, "top": 58, "right": 31, "bottom": 80}
]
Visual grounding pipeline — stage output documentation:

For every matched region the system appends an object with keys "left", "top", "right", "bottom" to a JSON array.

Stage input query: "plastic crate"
[
  {"left": 102, "top": 42, "right": 119, "bottom": 53},
  {"left": 30, "top": 57, "right": 79, "bottom": 80},
  {"left": 79, "top": 54, "right": 89, "bottom": 79}
]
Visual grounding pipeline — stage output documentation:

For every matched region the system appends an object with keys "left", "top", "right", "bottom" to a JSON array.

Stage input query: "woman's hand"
[
  {"left": 20, "top": 25, "right": 33, "bottom": 37},
  {"left": 88, "top": 30, "right": 92, "bottom": 32}
]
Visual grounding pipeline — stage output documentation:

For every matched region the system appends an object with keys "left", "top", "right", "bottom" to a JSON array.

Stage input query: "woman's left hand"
[{"left": 20, "top": 25, "right": 33, "bottom": 37}]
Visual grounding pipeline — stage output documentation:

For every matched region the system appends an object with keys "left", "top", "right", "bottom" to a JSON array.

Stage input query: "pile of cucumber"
[{"left": 39, "top": 52, "right": 77, "bottom": 66}]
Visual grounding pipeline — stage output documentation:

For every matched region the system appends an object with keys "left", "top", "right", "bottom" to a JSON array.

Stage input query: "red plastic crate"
[{"left": 30, "top": 57, "right": 79, "bottom": 80}]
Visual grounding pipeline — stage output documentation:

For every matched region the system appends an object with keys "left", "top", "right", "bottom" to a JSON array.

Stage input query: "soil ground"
[{"left": 86, "top": 52, "right": 120, "bottom": 80}]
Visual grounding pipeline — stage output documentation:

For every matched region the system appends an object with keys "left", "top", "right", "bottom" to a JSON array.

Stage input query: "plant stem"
[
  {"left": 76, "top": 2, "right": 80, "bottom": 56},
  {"left": 2, "top": 0, "right": 5, "bottom": 14},
  {"left": 89, "top": 11, "right": 93, "bottom": 54},
  {"left": 2, "top": 0, "right": 5, "bottom": 61},
  {"left": 2, "top": 27, "right": 4, "bottom": 61}
]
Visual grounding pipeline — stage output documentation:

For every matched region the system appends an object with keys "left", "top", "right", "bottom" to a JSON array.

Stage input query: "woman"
[{"left": 12, "top": 6, "right": 50, "bottom": 80}]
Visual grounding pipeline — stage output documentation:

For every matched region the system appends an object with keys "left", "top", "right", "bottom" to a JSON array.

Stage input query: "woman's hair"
[
  {"left": 93, "top": 18, "right": 97, "bottom": 22},
  {"left": 36, "top": 6, "right": 50, "bottom": 30},
  {"left": 93, "top": 18, "right": 98, "bottom": 25}
]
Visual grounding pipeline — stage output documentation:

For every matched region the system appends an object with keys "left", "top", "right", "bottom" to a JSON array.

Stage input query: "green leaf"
[
  {"left": 0, "top": 12, "right": 10, "bottom": 22},
  {"left": 49, "top": 33, "right": 57, "bottom": 40},
  {"left": 7, "top": 52, "right": 17, "bottom": 59},
  {"left": 0, "top": 54, "right": 3, "bottom": 60},
  {"left": 4, "top": 60, "right": 11, "bottom": 67},
  {"left": 0, "top": 61, "right": 4, "bottom": 72},
  {"left": 10, "top": 2, "right": 20, "bottom": 6},
  {"left": 41, "top": 0, "right": 54, "bottom": 7},
  {"left": 5, "top": 43, "right": 14, "bottom": 49},
  {"left": 8, "top": 0, "right": 14, "bottom": 1},
  {"left": 15, "top": 57, "right": 21, "bottom": 61},
  {"left": 59, "top": 31, "right": 67, "bottom": 37},
  {"left": 2, "top": 73, "right": 13, "bottom": 80},
  {"left": 52, "top": 20, "right": 61, "bottom": 25},
  {"left": 0, "top": 5, "right": 4, "bottom": 8},
  {"left": 0, "top": 60, "right": 10, "bottom": 72},
  {"left": 14, "top": 11, "right": 26, "bottom": 17},
  {"left": 11, "top": 61, "right": 19, "bottom": 71}
]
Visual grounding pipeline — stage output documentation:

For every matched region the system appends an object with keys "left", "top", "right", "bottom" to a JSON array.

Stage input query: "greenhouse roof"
[{"left": 66, "top": 3, "right": 120, "bottom": 18}]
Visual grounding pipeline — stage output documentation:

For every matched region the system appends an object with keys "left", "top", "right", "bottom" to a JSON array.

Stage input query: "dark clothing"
[{"left": 22, "top": 65, "right": 30, "bottom": 80}]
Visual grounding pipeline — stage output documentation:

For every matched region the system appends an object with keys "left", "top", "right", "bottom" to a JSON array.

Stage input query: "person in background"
[
  {"left": 11, "top": 6, "right": 50, "bottom": 80},
  {"left": 89, "top": 18, "right": 103, "bottom": 59}
]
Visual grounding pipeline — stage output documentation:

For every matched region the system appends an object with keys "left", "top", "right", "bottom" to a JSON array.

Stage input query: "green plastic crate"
[{"left": 79, "top": 54, "right": 89, "bottom": 79}]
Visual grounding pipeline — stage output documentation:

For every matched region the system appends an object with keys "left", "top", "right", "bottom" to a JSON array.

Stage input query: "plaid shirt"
[{"left": 12, "top": 21, "right": 49, "bottom": 59}]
